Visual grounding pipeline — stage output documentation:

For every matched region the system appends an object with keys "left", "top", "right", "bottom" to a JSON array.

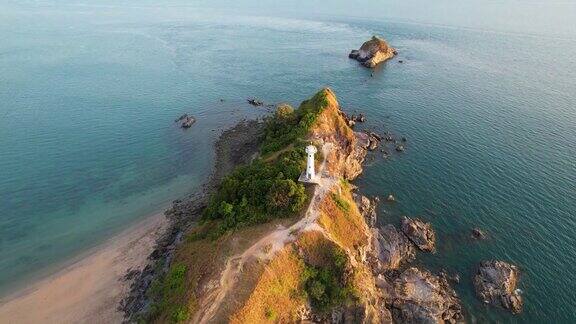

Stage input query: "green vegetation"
[
  {"left": 146, "top": 263, "right": 189, "bottom": 323},
  {"left": 264, "top": 307, "right": 278, "bottom": 320},
  {"left": 202, "top": 148, "right": 308, "bottom": 236},
  {"left": 202, "top": 90, "right": 331, "bottom": 237},
  {"left": 260, "top": 91, "right": 330, "bottom": 155},
  {"left": 331, "top": 192, "right": 350, "bottom": 213},
  {"left": 301, "top": 247, "right": 355, "bottom": 312}
]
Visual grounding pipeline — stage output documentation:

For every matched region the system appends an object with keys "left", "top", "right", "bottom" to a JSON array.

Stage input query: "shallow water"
[{"left": 1, "top": 1, "right": 575, "bottom": 322}]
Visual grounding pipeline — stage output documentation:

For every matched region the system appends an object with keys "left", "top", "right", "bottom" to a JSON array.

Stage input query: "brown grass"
[
  {"left": 151, "top": 217, "right": 297, "bottom": 324},
  {"left": 230, "top": 246, "right": 306, "bottom": 323},
  {"left": 317, "top": 185, "right": 369, "bottom": 253}
]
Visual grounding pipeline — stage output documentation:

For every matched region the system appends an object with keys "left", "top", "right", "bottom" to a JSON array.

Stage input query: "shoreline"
[
  {"left": 0, "top": 211, "right": 169, "bottom": 323},
  {"left": 0, "top": 119, "right": 265, "bottom": 323},
  {"left": 121, "top": 119, "right": 265, "bottom": 320}
]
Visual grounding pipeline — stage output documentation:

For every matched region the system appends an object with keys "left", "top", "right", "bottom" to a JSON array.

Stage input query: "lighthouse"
[{"left": 305, "top": 145, "right": 317, "bottom": 180}]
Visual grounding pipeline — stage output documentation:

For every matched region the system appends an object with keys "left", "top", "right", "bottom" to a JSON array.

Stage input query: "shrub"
[
  {"left": 261, "top": 90, "right": 329, "bottom": 155},
  {"left": 171, "top": 306, "right": 189, "bottom": 323},
  {"left": 331, "top": 193, "right": 350, "bottom": 213},
  {"left": 146, "top": 263, "right": 188, "bottom": 322},
  {"left": 301, "top": 247, "right": 354, "bottom": 312},
  {"left": 202, "top": 148, "right": 308, "bottom": 235}
]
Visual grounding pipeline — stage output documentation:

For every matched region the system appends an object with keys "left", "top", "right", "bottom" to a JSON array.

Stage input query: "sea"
[{"left": 1, "top": 0, "right": 575, "bottom": 322}]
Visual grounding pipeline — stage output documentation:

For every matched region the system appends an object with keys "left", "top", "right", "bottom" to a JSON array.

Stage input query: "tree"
[{"left": 266, "top": 179, "right": 306, "bottom": 213}]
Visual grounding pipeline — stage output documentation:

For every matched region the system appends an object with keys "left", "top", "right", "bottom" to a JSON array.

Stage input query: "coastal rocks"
[
  {"left": 366, "top": 131, "right": 382, "bottom": 151},
  {"left": 473, "top": 260, "right": 523, "bottom": 314},
  {"left": 175, "top": 114, "right": 196, "bottom": 128},
  {"left": 395, "top": 144, "right": 405, "bottom": 152},
  {"left": 247, "top": 98, "right": 264, "bottom": 106},
  {"left": 386, "top": 194, "right": 395, "bottom": 202},
  {"left": 471, "top": 228, "right": 486, "bottom": 240},
  {"left": 349, "top": 36, "right": 397, "bottom": 68},
  {"left": 372, "top": 225, "right": 416, "bottom": 270},
  {"left": 389, "top": 268, "right": 463, "bottom": 323},
  {"left": 401, "top": 216, "right": 436, "bottom": 252},
  {"left": 339, "top": 111, "right": 366, "bottom": 127},
  {"left": 354, "top": 194, "right": 377, "bottom": 227}
]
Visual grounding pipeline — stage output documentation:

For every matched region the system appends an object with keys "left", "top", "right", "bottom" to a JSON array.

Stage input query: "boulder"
[
  {"left": 349, "top": 36, "right": 397, "bottom": 68},
  {"left": 372, "top": 225, "right": 416, "bottom": 270},
  {"left": 175, "top": 114, "right": 195, "bottom": 128},
  {"left": 395, "top": 144, "right": 405, "bottom": 152},
  {"left": 471, "top": 228, "right": 486, "bottom": 240},
  {"left": 354, "top": 194, "right": 377, "bottom": 227},
  {"left": 368, "top": 139, "right": 379, "bottom": 151},
  {"left": 247, "top": 98, "right": 263, "bottom": 106},
  {"left": 473, "top": 260, "right": 523, "bottom": 314},
  {"left": 389, "top": 268, "right": 464, "bottom": 323},
  {"left": 401, "top": 216, "right": 436, "bottom": 252}
]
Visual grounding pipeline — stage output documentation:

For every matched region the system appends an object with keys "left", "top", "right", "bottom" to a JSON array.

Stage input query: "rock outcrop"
[
  {"left": 175, "top": 114, "right": 195, "bottom": 128},
  {"left": 354, "top": 194, "right": 377, "bottom": 227},
  {"left": 473, "top": 260, "right": 523, "bottom": 314},
  {"left": 471, "top": 228, "right": 486, "bottom": 240},
  {"left": 401, "top": 216, "right": 436, "bottom": 252},
  {"left": 308, "top": 88, "right": 368, "bottom": 180},
  {"left": 349, "top": 36, "right": 397, "bottom": 68},
  {"left": 372, "top": 225, "right": 416, "bottom": 271},
  {"left": 388, "top": 268, "right": 464, "bottom": 323}
]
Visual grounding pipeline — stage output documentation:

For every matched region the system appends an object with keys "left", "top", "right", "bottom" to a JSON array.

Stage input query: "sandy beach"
[{"left": 0, "top": 212, "right": 169, "bottom": 323}]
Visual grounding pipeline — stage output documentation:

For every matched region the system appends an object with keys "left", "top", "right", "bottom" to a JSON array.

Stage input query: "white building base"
[{"left": 298, "top": 171, "right": 320, "bottom": 185}]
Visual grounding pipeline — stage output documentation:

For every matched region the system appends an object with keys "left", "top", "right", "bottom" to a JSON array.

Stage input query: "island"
[{"left": 349, "top": 36, "right": 397, "bottom": 68}]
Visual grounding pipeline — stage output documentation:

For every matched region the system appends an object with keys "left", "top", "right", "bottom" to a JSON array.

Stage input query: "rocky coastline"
[{"left": 120, "top": 119, "right": 265, "bottom": 321}]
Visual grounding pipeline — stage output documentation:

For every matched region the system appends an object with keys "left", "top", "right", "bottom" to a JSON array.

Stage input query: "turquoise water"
[{"left": 1, "top": 1, "right": 575, "bottom": 322}]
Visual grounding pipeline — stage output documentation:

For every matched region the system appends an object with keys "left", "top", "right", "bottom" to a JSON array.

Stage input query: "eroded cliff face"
[{"left": 307, "top": 88, "right": 369, "bottom": 180}]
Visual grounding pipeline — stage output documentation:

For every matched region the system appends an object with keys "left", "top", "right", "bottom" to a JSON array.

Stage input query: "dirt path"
[{"left": 194, "top": 144, "right": 336, "bottom": 324}]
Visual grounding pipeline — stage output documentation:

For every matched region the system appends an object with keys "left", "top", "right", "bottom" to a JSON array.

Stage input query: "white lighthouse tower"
[{"left": 305, "top": 145, "right": 317, "bottom": 180}]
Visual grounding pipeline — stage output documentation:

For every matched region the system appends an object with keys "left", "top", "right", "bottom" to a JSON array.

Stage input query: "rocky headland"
[
  {"left": 349, "top": 36, "right": 397, "bottom": 68},
  {"left": 133, "top": 88, "right": 469, "bottom": 324}
]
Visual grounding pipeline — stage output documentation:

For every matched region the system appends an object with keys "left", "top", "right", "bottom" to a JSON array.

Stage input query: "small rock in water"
[
  {"left": 175, "top": 114, "right": 196, "bottom": 128},
  {"left": 368, "top": 139, "right": 379, "bottom": 151},
  {"left": 401, "top": 136, "right": 407, "bottom": 142},
  {"left": 471, "top": 228, "right": 486, "bottom": 240},
  {"left": 395, "top": 144, "right": 405, "bottom": 152},
  {"left": 247, "top": 98, "right": 264, "bottom": 106},
  {"left": 386, "top": 194, "right": 396, "bottom": 202}
]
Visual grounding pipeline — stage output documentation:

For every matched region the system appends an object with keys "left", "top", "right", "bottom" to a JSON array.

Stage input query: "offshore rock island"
[
  {"left": 349, "top": 36, "right": 397, "bottom": 68},
  {"left": 133, "top": 89, "right": 466, "bottom": 323}
]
